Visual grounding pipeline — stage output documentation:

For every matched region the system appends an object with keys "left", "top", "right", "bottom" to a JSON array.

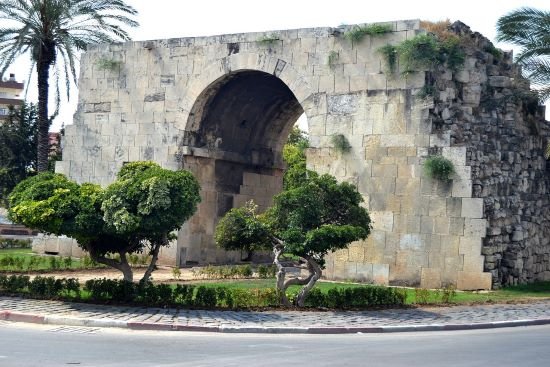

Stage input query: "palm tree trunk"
[{"left": 36, "top": 58, "right": 51, "bottom": 172}]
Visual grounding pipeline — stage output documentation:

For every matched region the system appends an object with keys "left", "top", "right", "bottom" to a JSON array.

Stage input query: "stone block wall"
[
  {"left": 58, "top": 19, "right": 548, "bottom": 289},
  {"left": 424, "top": 22, "right": 550, "bottom": 288}
]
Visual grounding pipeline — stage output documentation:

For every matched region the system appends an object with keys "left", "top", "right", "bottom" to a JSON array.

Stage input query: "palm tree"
[
  {"left": 496, "top": 7, "right": 550, "bottom": 102},
  {"left": 0, "top": 0, "right": 138, "bottom": 172}
]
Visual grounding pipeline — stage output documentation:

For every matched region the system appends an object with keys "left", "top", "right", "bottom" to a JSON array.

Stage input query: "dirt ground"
[{"left": 21, "top": 266, "right": 198, "bottom": 283}]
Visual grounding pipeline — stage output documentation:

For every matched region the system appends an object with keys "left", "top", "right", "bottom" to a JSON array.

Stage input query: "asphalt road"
[{"left": 1, "top": 322, "right": 550, "bottom": 367}]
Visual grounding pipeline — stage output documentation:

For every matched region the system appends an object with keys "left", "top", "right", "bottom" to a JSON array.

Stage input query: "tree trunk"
[
  {"left": 140, "top": 240, "right": 163, "bottom": 284},
  {"left": 295, "top": 257, "right": 322, "bottom": 307},
  {"left": 90, "top": 251, "right": 133, "bottom": 282},
  {"left": 272, "top": 240, "right": 316, "bottom": 307},
  {"left": 36, "top": 57, "right": 52, "bottom": 173},
  {"left": 272, "top": 244, "right": 289, "bottom": 306}
]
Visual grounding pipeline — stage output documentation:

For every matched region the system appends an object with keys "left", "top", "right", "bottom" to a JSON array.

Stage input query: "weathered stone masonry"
[
  {"left": 55, "top": 19, "right": 549, "bottom": 289},
  {"left": 426, "top": 23, "right": 550, "bottom": 288}
]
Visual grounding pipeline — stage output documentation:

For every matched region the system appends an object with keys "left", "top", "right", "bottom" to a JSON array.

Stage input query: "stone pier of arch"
[{"left": 55, "top": 19, "right": 550, "bottom": 290}]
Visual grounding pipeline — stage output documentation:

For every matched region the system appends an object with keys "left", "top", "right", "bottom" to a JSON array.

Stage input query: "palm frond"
[{"left": 497, "top": 7, "right": 550, "bottom": 102}]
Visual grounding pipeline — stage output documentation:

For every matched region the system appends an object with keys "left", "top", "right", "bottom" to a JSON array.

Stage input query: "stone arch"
[{"left": 177, "top": 53, "right": 314, "bottom": 265}]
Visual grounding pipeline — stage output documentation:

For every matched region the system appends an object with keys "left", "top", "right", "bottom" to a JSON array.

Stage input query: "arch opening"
[{"left": 180, "top": 70, "right": 306, "bottom": 265}]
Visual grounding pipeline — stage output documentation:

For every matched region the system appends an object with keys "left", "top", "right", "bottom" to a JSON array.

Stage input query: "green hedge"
[{"left": 0, "top": 274, "right": 406, "bottom": 310}]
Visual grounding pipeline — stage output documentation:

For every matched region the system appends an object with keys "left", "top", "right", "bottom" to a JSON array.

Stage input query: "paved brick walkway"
[{"left": 1, "top": 296, "right": 550, "bottom": 333}]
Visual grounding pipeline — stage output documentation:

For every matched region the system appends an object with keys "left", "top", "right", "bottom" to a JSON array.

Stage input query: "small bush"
[
  {"left": 257, "top": 34, "right": 280, "bottom": 46},
  {"left": 257, "top": 264, "right": 277, "bottom": 278},
  {"left": 378, "top": 44, "right": 398, "bottom": 74},
  {"left": 414, "top": 288, "right": 431, "bottom": 304},
  {"left": 173, "top": 284, "right": 195, "bottom": 306},
  {"left": 194, "top": 286, "right": 217, "bottom": 308},
  {"left": 0, "top": 238, "right": 32, "bottom": 249},
  {"left": 0, "top": 274, "right": 30, "bottom": 293},
  {"left": 49, "top": 256, "right": 59, "bottom": 270},
  {"left": 417, "top": 84, "right": 436, "bottom": 99},
  {"left": 307, "top": 285, "right": 406, "bottom": 309},
  {"left": 424, "top": 155, "right": 455, "bottom": 181},
  {"left": 96, "top": 58, "right": 121, "bottom": 71},
  {"left": 440, "top": 285, "right": 457, "bottom": 303},
  {"left": 390, "top": 33, "right": 465, "bottom": 76},
  {"left": 345, "top": 24, "right": 392, "bottom": 45},
  {"left": 128, "top": 254, "right": 140, "bottom": 266},
  {"left": 327, "top": 50, "right": 339, "bottom": 68},
  {"left": 331, "top": 134, "right": 352, "bottom": 154},
  {"left": 172, "top": 267, "right": 181, "bottom": 280}
]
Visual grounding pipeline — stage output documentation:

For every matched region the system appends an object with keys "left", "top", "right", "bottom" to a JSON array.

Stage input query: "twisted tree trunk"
[
  {"left": 272, "top": 238, "right": 319, "bottom": 307},
  {"left": 84, "top": 243, "right": 134, "bottom": 282},
  {"left": 140, "top": 237, "right": 165, "bottom": 284},
  {"left": 295, "top": 256, "right": 322, "bottom": 307},
  {"left": 91, "top": 251, "right": 133, "bottom": 282}
]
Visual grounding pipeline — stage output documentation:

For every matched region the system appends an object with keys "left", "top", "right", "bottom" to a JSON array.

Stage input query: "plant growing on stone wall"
[
  {"left": 327, "top": 51, "right": 339, "bottom": 68},
  {"left": 257, "top": 34, "right": 280, "bottom": 46},
  {"left": 96, "top": 58, "right": 122, "bottom": 71},
  {"left": 344, "top": 24, "right": 393, "bottom": 45},
  {"left": 382, "top": 32, "right": 465, "bottom": 77},
  {"left": 423, "top": 155, "right": 455, "bottom": 181},
  {"left": 331, "top": 134, "right": 352, "bottom": 154},
  {"left": 416, "top": 84, "right": 436, "bottom": 99},
  {"left": 8, "top": 162, "right": 201, "bottom": 283},
  {"left": 378, "top": 44, "right": 398, "bottom": 74},
  {"left": 215, "top": 174, "right": 371, "bottom": 307}
]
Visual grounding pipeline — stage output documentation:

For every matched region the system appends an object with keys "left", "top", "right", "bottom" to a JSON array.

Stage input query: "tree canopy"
[
  {"left": 0, "top": 0, "right": 139, "bottom": 171},
  {"left": 9, "top": 162, "right": 201, "bottom": 282},
  {"left": 216, "top": 173, "right": 371, "bottom": 307},
  {"left": 0, "top": 103, "right": 37, "bottom": 204},
  {"left": 496, "top": 7, "right": 550, "bottom": 101}
]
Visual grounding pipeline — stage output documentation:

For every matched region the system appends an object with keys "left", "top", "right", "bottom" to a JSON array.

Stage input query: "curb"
[{"left": 2, "top": 309, "right": 550, "bottom": 334}]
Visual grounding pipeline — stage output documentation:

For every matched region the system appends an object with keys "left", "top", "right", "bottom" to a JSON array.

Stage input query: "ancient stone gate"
[{"left": 57, "top": 20, "right": 550, "bottom": 290}]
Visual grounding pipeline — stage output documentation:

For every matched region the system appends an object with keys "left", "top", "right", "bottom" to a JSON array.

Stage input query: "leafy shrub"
[
  {"left": 257, "top": 264, "right": 277, "bottom": 278},
  {"left": 378, "top": 44, "right": 398, "bottom": 74},
  {"left": 308, "top": 285, "right": 406, "bottom": 309},
  {"left": 128, "top": 254, "right": 140, "bottom": 266},
  {"left": 194, "top": 286, "right": 217, "bottom": 308},
  {"left": 257, "top": 34, "right": 280, "bottom": 46},
  {"left": 327, "top": 50, "right": 339, "bottom": 68},
  {"left": 63, "top": 256, "right": 73, "bottom": 269},
  {"left": 345, "top": 24, "right": 392, "bottom": 45},
  {"left": 331, "top": 134, "right": 352, "bottom": 154},
  {"left": 96, "top": 58, "right": 121, "bottom": 71},
  {"left": 28, "top": 276, "right": 64, "bottom": 299},
  {"left": 172, "top": 267, "right": 181, "bottom": 279},
  {"left": 414, "top": 288, "right": 431, "bottom": 304},
  {"left": 440, "top": 285, "right": 457, "bottom": 303},
  {"left": 424, "top": 155, "right": 455, "bottom": 181},
  {"left": 173, "top": 284, "right": 195, "bottom": 306},
  {"left": 0, "top": 274, "right": 30, "bottom": 293},
  {"left": 0, "top": 238, "right": 32, "bottom": 249},
  {"left": 84, "top": 278, "right": 130, "bottom": 302},
  {"left": 49, "top": 256, "right": 59, "bottom": 270},
  {"left": 1, "top": 274, "right": 407, "bottom": 310},
  {"left": 0, "top": 255, "right": 15, "bottom": 268},
  {"left": 388, "top": 33, "right": 465, "bottom": 76}
]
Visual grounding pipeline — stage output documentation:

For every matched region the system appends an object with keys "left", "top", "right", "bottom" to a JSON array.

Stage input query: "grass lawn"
[
  {"left": 191, "top": 278, "right": 550, "bottom": 305},
  {"left": 0, "top": 248, "right": 88, "bottom": 271}
]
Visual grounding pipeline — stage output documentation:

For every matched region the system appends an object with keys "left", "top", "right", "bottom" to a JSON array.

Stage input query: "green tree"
[
  {"left": 283, "top": 126, "right": 310, "bottom": 190},
  {"left": 0, "top": 103, "right": 38, "bottom": 204},
  {"left": 496, "top": 7, "right": 550, "bottom": 101},
  {"left": 216, "top": 173, "right": 371, "bottom": 307},
  {"left": 0, "top": 0, "right": 139, "bottom": 172},
  {"left": 8, "top": 162, "right": 201, "bottom": 282}
]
